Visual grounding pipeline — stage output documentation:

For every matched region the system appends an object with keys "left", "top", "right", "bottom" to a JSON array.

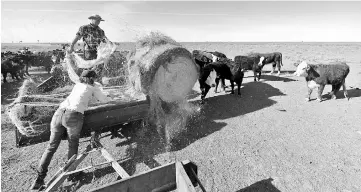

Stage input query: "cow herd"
[
  {"left": 1, "top": 48, "right": 65, "bottom": 83},
  {"left": 192, "top": 50, "right": 350, "bottom": 103},
  {"left": 2, "top": 47, "right": 351, "bottom": 103}
]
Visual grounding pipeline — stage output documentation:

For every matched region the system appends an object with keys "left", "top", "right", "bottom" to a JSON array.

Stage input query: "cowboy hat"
[{"left": 88, "top": 14, "right": 104, "bottom": 21}]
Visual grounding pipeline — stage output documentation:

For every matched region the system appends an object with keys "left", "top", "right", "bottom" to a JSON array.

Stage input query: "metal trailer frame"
[{"left": 38, "top": 136, "right": 205, "bottom": 192}]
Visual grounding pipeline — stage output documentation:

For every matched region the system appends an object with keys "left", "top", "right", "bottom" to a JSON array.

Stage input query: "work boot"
[{"left": 30, "top": 175, "right": 45, "bottom": 190}]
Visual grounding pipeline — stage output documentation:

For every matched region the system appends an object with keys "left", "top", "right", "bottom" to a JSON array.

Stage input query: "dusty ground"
[{"left": 1, "top": 42, "right": 361, "bottom": 192}]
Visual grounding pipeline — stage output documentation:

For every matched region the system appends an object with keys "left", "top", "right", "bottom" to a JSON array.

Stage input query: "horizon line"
[{"left": 2, "top": 41, "right": 361, "bottom": 44}]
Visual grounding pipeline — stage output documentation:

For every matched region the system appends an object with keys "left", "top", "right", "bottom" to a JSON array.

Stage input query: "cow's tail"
[{"left": 280, "top": 52, "right": 283, "bottom": 66}]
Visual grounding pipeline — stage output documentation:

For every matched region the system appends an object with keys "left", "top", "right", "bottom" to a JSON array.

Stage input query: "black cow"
[
  {"left": 1, "top": 57, "right": 25, "bottom": 83},
  {"left": 52, "top": 49, "right": 65, "bottom": 64},
  {"left": 16, "top": 54, "right": 37, "bottom": 76},
  {"left": 294, "top": 61, "right": 350, "bottom": 102},
  {"left": 248, "top": 52, "right": 283, "bottom": 75},
  {"left": 192, "top": 50, "right": 213, "bottom": 69},
  {"left": 199, "top": 60, "right": 244, "bottom": 103},
  {"left": 208, "top": 51, "right": 228, "bottom": 62},
  {"left": 234, "top": 55, "right": 267, "bottom": 82}
]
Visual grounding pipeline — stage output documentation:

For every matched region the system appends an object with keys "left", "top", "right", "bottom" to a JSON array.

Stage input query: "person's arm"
[
  {"left": 101, "top": 30, "right": 109, "bottom": 43},
  {"left": 70, "top": 35, "right": 81, "bottom": 53},
  {"left": 70, "top": 26, "right": 84, "bottom": 53},
  {"left": 93, "top": 86, "right": 113, "bottom": 103}
]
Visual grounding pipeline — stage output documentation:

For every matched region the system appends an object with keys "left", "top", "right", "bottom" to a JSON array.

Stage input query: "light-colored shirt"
[{"left": 59, "top": 82, "right": 112, "bottom": 114}]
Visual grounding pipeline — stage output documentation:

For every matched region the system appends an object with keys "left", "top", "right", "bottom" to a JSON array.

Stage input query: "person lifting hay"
[
  {"left": 69, "top": 14, "right": 108, "bottom": 81},
  {"left": 30, "top": 69, "right": 114, "bottom": 190}
]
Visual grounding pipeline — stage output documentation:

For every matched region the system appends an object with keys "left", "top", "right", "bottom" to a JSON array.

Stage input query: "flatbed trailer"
[{"left": 15, "top": 93, "right": 150, "bottom": 148}]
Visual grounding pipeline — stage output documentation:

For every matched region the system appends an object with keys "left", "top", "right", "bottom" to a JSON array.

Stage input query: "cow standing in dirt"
[
  {"left": 234, "top": 55, "right": 265, "bottom": 82},
  {"left": 248, "top": 52, "right": 283, "bottom": 75},
  {"left": 199, "top": 60, "right": 244, "bottom": 103},
  {"left": 293, "top": 61, "right": 350, "bottom": 102}
]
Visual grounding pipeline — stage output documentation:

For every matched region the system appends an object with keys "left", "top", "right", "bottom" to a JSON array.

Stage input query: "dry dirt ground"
[{"left": 1, "top": 43, "right": 361, "bottom": 192}]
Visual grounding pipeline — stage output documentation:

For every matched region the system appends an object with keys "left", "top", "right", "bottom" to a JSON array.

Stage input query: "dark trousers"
[{"left": 37, "top": 108, "right": 84, "bottom": 177}]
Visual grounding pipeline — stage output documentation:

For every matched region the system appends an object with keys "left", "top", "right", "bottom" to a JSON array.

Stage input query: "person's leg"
[
  {"left": 31, "top": 108, "right": 65, "bottom": 190},
  {"left": 62, "top": 111, "right": 84, "bottom": 182},
  {"left": 62, "top": 111, "right": 84, "bottom": 160}
]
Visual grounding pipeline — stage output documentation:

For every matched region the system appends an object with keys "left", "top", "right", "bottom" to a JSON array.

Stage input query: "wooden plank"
[
  {"left": 189, "top": 167, "right": 207, "bottom": 192},
  {"left": 98, "top": 143, "right": 130, "bottom": 179},
  {"left": 45, "top": 154, "right": 77, "bottom": 187},
  {"left": 44, "top": 145, "right": 91, "bottom": 192},
  {"left": 176, "top": 162, "right": 196, "bottom": 192},
  {"left": 90, "top": 160, "right": 197, "bottom": 192},
  {"left": 151, "top": 182, "right": 176, "bottom": 192}
]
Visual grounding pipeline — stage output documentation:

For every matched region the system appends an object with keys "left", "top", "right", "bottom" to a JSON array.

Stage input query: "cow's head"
[
  {"left": 258, "top": 56, "right": 265, "bottom": 66},
  {"left": 205, "top": 69, "right": 217, "bottom": 87},
  {"left": 293, "top": 61, "right": 310, "bottom": 77},
  {"left": 211, "top": 54, "right": 218, "bottom": 63}
]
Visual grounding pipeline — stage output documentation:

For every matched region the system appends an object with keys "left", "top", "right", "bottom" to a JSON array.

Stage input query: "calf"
[
  {"left": 234, "top": 55, "right": 265, "bottom": 81},
  {"left": 293, "top": 61, "right": 350, "bottom": 102},
  {"left": 199, "top": 60, "right": 244, "bottom": 103},
  {"left": 248, "top": 52, "right": 283, "bottom": 75}
]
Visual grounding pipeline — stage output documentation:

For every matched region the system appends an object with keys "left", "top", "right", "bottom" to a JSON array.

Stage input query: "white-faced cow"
[
  {"left": 199, "top": 60, "right": 244, "bottom": 103},
  {"left": 293, "top": 61, "right": 350, "bottom": 102},
  {"left": 192, "top": 50, "right": 214, "bottom": 69},
  {"left": 248, "top": 52, "right": 283, "bottom": 75},
  {"left": 234, "top": 55, "right": 266, "bottom": 82}
]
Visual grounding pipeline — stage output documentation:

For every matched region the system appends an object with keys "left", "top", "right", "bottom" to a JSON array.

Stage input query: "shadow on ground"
[
  {"left": 1, "top": 79, "right": 24, "bottom": 106},
  {"left": 236, "top": 178, "right": 281, "bottom": 192},
  {"left": 60, "top": 166, "right": 117, "bottom": 191},
  {"left": 318, "top": 88, "right": 361, "bottom": 101},
  {"left": 172, "top": 81, "right": 286, "bottom": 151},
  {"left": 104, "top": 82, "right": 287, "bottom": 177},
  {"left": 257, "top": 74, "right": 297, "bottom": 82}
]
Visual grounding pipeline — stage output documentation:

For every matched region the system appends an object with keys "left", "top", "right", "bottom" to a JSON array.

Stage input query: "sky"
[{"left": 1, "top": 1, "right": 361, "bottom": 43}]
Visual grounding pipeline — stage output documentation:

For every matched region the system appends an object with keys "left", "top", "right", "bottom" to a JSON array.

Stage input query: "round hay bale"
[
  {"left": 128, "top": 44, "right": 199, "bottom": 102},
  {"left": 127, "top": 32, "right": 200, "bottom": 146}
]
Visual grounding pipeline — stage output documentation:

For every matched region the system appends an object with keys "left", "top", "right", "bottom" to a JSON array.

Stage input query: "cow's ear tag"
[{"left": 306, "top": 65, "right": 310, "bottom": 71}]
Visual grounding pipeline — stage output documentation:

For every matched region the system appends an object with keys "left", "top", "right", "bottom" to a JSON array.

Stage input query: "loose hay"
[
  {"left": 127, "top": 31, "right": 200, "bottom": 146},
  {"left": 102, "top": 76, "right": 126, "bottom": 86},
  {"left": 103, "top": 51, "right": 128, "bottom": 77},
  {"left": 7, "top": 81, "right": 146, "bottom": 137}
]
